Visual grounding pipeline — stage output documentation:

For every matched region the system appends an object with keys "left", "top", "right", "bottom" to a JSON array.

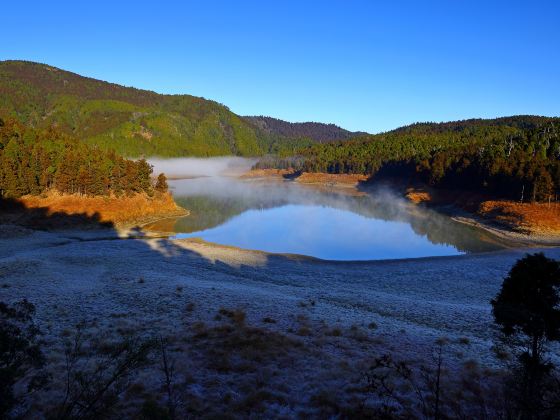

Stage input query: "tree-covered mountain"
[
  {"left": 258, "top": 116, "right": 560, "bottom": 203},
  {"left": 243, "top": 116, "right": 366, "bottom": 143},
  {"left": 0, "top": 61, "right": 346, "bottom": 158},
  {"left": 0, "top": 116, "right": 162, "bottom": 198}
]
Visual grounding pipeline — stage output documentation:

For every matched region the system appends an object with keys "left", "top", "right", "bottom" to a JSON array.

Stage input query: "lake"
[{"left": 144, "top": 176, "right": 509, "bottom": 260}]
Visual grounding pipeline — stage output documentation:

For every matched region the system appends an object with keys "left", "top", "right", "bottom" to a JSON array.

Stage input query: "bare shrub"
[
  {"left": 192, "top": 311, "right": 301, "bottom": 377},
  {"left": 49, "top": 323, "right": 156, "bottom": 419},
  {"left": 218, "top": 308, "right": 246, "bottom": 325},
  {"left": 365, "top": 343, "right": 505, "bottom": 418},
  {"left": 0, "top": 299, "right": 47, "bottom": 417},
  {"left": 157, "top": 336, "right": 180, "bottom": 419}
]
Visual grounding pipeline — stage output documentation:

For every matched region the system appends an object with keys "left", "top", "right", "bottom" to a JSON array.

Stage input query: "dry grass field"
[
  {"left": 17, "top": 192, "right": 186, "bottom": 226},
  {"left": 478, "top": 201, "right": 560, "bottom": 235}
]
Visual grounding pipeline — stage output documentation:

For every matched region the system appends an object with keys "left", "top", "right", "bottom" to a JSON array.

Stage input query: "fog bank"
[{"left": 149, "top": 157, "right": 256, "bottom": 178}]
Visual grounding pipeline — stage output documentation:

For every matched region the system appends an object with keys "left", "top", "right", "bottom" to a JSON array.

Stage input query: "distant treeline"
[
  {"left": 258, "top": 116, "right": 560, "bottom": 203},
  {"left": 0, "top": 117, "right": 167, "bottom": 198},
  {"left": 244, "top": 116, "right": 366, "bottom": 143}
]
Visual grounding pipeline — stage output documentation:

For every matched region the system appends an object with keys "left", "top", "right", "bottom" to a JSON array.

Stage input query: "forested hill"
[
  {"left": 391, "top": 116, "right": 557, "bottom": 134},
  {"left": 243, "top": 116, "right": 366, "bottom": 143},
  {"left": 0, "top": 117, "right": 166, "bottom": 199},
  {"left": 0, "top": 61, "right": 346, "bottom": 158},
  {"left": 0, "top": 60, "right": 266, "bottom": 157},
  {"left": 260, "top": 116, "right": 560, "bottom": 203}
]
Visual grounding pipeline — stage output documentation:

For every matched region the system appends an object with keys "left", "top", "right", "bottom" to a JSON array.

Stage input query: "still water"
[{"left": 145, "top": 177, "right": 509, "bottom": 261}]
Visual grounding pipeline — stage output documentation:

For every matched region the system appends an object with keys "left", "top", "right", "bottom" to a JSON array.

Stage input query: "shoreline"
[
  {"left": 1, "top": 191, "right": 189, "bottom": 231},
  {"left": 239, "top": 170, "right": 560, "bottom": 248},
  {"left": 241, "top": 168, "right": 368, "bottom": 187},
  {"left": 3, "top": 181, "right": 560, "bottom": 416},
  {"left": 5, "top": 172, "right": 558, "bottom": 256},
  {"left": 409, "top": 191, "right": 560, "bottom": 247},
  {"left": 449, "top": 213, "right": 560, "bottom": 247}
]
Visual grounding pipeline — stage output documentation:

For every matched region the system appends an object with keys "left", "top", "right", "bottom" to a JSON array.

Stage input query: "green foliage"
[
  {"left": 0, "top": 117, "right": 155, "bottom": 198},
  {"left": 0, "top": 60, "right": 315, "bottom": 157},
  {"left": 274, "top": 116, "right": 560, "bottom": 202},
  {"left": 491, "top": 253, "right": 560, "bottom": 417},
  {"left": 492, "top": 253, "right": 560, "bottom": 353},
  {"left": 244, "top": 116, "right": 364, "bottom": 142}
]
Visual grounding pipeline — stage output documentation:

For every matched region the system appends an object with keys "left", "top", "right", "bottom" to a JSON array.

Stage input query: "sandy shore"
[
  {"left": 416, "top": 197, "right": 560, "bottom": 246},
  {"left": 401, "top": 186, "right": 560, "bottom": 246},
  {"left": 4, "top": 226, "right": 559, "bottom": 363}
]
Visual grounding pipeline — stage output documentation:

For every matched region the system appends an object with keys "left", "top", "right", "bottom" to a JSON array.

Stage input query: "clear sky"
[{"left": 2, "top": 0, "right": 559, "bottom": 133}]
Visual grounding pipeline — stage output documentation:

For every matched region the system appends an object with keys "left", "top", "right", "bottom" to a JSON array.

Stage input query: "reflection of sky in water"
[
  {"left": 148, "top": 176, "right": 509, "bottom": 260},
  {"left": 174, "top": 204, "right": 462, "bottom": 261}
]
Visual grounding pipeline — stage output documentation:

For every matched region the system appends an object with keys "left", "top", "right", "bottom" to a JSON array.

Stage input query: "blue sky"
[{"left": 2, "top": 1, "right": 559, "bottom": 133}]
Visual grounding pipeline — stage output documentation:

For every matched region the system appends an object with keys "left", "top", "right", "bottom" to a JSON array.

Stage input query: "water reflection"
[{"left": 145, "top": 177, "right": 509, "bottom": 260}]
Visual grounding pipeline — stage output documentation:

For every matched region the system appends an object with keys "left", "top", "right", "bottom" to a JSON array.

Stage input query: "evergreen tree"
[
  {"left": 491, "top": 253, "right": 560, "bottom": 416},
  {"left": 155, "top": 173, "right": 168, "bottom": 193},
  {"left": 0, "top": 123, "right": 157, "bottom": 198}
]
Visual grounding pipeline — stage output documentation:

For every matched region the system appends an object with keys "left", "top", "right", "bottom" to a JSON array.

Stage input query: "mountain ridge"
[
  {"left": 0, "top": 60, "right": 359, "bottom": 157},
  {"left": 243, "top": 115, "right": 367, "bottom": 143}
]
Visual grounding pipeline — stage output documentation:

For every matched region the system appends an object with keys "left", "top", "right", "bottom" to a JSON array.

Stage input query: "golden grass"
[
  {"left": 18, "top": 191, "right": 186, "bottom": 226},
  {"left": 405, "top": 188, "right": 432, "bottom": 204},
  {"left": 478, "top": 200, "right": 560, "bottom": 235},
  {"left": 295, "top": 172, "right": 368, "bottom": 185},
  {"left": 241, "top": 170, "right": 368, "bottom": 185},
  {"left": 239, "top": 168, "right": 292, "bottom": 178}
]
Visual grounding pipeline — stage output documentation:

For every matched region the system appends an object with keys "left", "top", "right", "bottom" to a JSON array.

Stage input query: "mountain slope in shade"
[{"left": 244, "top": 115, "right": 367, "bottom": 143}]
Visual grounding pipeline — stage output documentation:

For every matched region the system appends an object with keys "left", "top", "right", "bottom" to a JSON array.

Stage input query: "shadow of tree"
[
  {"left": 0, "top": 194, "right": 285, "bottom": 417},
  {"left": 0, "top": 197, "right": 114, "bottom": 230},
  {"left": 0, "top": 195, "right": 273, "bottom": 269},
  {"left": 1, "top": 195, "right": 557, "bottom": 418}
]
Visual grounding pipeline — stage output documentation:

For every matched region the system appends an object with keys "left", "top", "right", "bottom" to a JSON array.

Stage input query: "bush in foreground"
[
  {"left": 0, "top": 300, "right": 47, "bottom": 417},
  {"left": 492, "top": 252, "right": 560, "bottom": 418}
]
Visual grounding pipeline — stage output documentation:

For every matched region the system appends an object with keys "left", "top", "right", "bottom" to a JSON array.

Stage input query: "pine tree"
[
  {"left": 136, "top": 158, "right": 154, "bottom": 195},
  {"left": 155, "top": 173, "right": 168, "bottom": 193},
  {"left": 110, "top": 161, "right": 124, "bottom": 196},
  {"left": 77, "top": 166, "right": 90, "bottom": 195},
  {"left": 0, "top": 122, "right": 158, "bottom": 199}
]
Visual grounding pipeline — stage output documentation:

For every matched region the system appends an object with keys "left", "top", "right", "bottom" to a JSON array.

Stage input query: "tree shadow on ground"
[
  {"left": 0, "top": 196, "right": 327, "bottom": 417},
  {"left": 0, "top": 196, "right": 274, "bottom": 269},
  {"left": 0, "top": 197, "right": 114, "bottom": 230}
]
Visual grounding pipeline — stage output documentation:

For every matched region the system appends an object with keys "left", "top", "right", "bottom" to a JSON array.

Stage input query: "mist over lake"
[
  {"left": 145, "top": 158, "right": 508, "bottom": 260},
  {"left": 150, "top": 157, "right": 256, "bottom": 178}
]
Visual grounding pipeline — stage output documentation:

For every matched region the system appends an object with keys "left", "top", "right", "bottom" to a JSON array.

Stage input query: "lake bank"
[
  {"left": 241, "top": 168, "right": 368, "bottom": 187},
  {"left": 241, "top": 169, "right": 560, "bottom": 247},
  {"left": 1, "top": 191, "right": 188, "bottom": 229},
  {"left": 402, "top": 186, "right": 560, "bottom": 246},
  {"left": 144, "top": 175, "right": 514, "bottom": 260},
  {"left": 2, "top": 172, "right": 558, "bottom": 414}
]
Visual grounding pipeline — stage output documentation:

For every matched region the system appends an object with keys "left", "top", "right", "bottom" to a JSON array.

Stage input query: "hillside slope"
[
  {"left": 258, "top": 115, "right": 560, "bottom": 202},
  {"left": 0, "top": 61, "right": 330, "bottom": 157},
  {"left": 244, "top": 115, "right": 366, "bottom": 143}
]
